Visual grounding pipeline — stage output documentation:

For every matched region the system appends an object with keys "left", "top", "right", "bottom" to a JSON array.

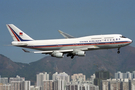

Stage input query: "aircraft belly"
[{"left": 97, "top": 43, "right": 127, "bottom": 49}]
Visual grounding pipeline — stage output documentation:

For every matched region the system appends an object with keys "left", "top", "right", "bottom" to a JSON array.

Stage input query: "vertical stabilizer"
[{"left": 6, "top": 24, "right": 33, "bottom": 41}]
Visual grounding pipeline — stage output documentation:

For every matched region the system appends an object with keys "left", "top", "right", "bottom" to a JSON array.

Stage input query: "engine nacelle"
[
  {"left": 73, "top": 51, "right": 86, "bottom": 56},
  {"left": 51, "top": 52, "right": 64, "bottom": 58}
]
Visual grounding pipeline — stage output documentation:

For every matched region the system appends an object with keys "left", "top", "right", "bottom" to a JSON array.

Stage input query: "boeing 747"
[{"left": 6, "top": 24, "right": 132, "bottom": 58}]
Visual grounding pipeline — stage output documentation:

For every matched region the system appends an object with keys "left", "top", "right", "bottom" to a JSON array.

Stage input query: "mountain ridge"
[{"left": 0, "top": 46, "right": 135, "bottom": 84}]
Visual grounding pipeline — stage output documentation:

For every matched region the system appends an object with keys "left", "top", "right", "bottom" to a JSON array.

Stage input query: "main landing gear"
[
  {"left": 117, "top": 48, "right": 120, "bottom": 54},
  {"left": 67, "top": 53, "right": 75, "bottom": 59}
]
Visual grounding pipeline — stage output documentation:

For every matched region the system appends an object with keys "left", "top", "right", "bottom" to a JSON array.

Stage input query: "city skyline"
[
  {"left": 1, "top": 70, "right": 135, "bottom": 90},
  {"left": 0, "top": 72, "right": 98, "bottom": 90}
]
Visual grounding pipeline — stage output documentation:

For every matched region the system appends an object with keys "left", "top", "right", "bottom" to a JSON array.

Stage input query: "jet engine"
[
  {"left": 51, "top": 52, "right": 64, "bottom": 58},
  {"left": 73, "top": 50, "right": 86, "bottom": 56}
]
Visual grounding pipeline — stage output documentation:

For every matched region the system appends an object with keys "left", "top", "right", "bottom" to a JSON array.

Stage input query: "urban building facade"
[
  {"left": 52, "top": 72, "right": 70, "bottom": 90},
  {"left": 0, "top": 75, "right": 30, "bottom": 90},
  {"left": 9, "top": 75, "right": 25, "bottom": 83},
  {"left": 37, "top": 72, "right": 49, "bottom": 86},
  {"left": 102, "top": 79, "right": 135, "bottom": 90},
  {"left": 36, "top": 72, "right": 49, "bottom": 90},
  {"left": 115, "top": 71, "right": 135, "bottom": 80},
  {"left": 94, "top": 71, "right": 110, "bottom": 90},
  {"left": 71, "top": 73, "right": 86, "bottom": 82},
  {"left": 0, "top": 84, "right": 11, "bottom": 90},
  {"left": 43, "top": 80, "right": 54, "bottom": 90},
  {"left": 0, "top": 72, "right": 99, "bottom": 90},
  {"left": 0, "top": 76, "right": 8, "bottom": 84},
  {"left": 52, "top": 72, "right": 70, "bottom": 82},
  {"left": 11, "top": 81, "right": 24, "bottom": 90},
  {"left": 66, "top": 82, "right": 99, "bottom": 90}
]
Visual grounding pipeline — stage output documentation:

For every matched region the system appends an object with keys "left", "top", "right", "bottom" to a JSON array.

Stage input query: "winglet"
[{"left": 58, "top": 30, "right": 74, "bottom": 39}]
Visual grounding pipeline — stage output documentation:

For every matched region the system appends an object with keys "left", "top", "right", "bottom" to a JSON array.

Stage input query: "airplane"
[{"left": 6, "top": 24, "right": 132, "bottom": 59}]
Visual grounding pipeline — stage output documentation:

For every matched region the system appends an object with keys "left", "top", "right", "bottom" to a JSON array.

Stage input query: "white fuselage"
[{"left": 12, "top": 34, "right": 132, "bottom": 51}]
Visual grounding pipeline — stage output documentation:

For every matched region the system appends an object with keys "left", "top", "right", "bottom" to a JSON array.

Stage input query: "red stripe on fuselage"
[{"left": 24, "top": 41, "right": 131, "bottom": 49}]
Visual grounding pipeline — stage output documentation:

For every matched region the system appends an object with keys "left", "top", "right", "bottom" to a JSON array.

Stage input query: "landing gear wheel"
[
  {"left": 71, "top": 55, "right": 74, "bottom": 59},
  {"left": 117, "top": 50, "right": 120, "bottom": 54},
  {"left": 67, "top": 54, "right": 70, "bottom": 57},
  {"left": 67, "top": 53, "right": 75, "bottom": 59},
  {"left": 117, "top": 48, "right": 120, "bottom": 54}
]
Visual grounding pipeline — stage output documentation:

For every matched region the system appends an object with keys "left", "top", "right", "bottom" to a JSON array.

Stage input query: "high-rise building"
[
  {"left": 11, "top": 81, "right": 24, "bottom": 90},
  {"left": 37, "top": 72, "right": 49, "bottom": 90},
  {"left": 53, "top": 80, "right": 65, "bottom": 90},
  {"left": 0, "top": 75, "right": 31, "bottom": 90},
  {"left": 102, "top": 78, "right": 134, "bottom": 90},
  {"left": 94, "top": 71, "right": 110, "bottom": 90},
  {"left": 30, "top": 86, "right": 35, "bottom": 90},
  {"left": 9, "top": 75, "right": 25, "bottom": 83},
  {"left": 122, "top": 79, "right": 129, "bottom": 90},
  {"left": 110, "top": 79, "right": 121, "bottom": 90},
  {"left": 43, "top": 80, "right": 54, "bottom": 90},
  {"left": 131, "top": 79, "right": 135, "bottom": 90},
  {"left": 71, "top": 73, "right": 86, "bottom": 82},
  {"left": 37, "top": 72, "right": 49, "bottom": 86},
  {"left": 115, "top": 71, "right": 135, "bottom": 80},
  {"left": 24, "top": 81, "right": 30, "bottom": 90},
  {"left": 0, "top": 83, "right": 3, "bottom": 90},
  {"left": 52, "top": 72, "right": 70, "bottom": 90},
  {"left": 124, "top": 72, "right": 132, "bottom": 79},
  {"left": 115, "top": 71, "right": 123, "bottom": 79},
  {"left": 52, "top": 72, "right": 58, "bottom": 81},
  {"left": 0, "top": 76, "right": 8, "bottom": 84},
  {"left": 66, "top": 82, "right": 99, "bottom": 90},
  {"left": 30, "top": 86, "right": 40, "bottom": 90},
  {"left": 132, "top": 71, "right": 135, "bottom": 79},
  {"left": 102, "top": 79, "right": 109, "bottom": 90},
  {"left": 0, "top": 84, "right": 11, "bottom": 90},
  {"left": 52, "top": 72, "right": 70, "bottom": 82}
]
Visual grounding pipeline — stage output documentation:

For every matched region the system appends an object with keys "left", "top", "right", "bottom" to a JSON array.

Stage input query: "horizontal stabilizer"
[{"left": 22, "top": 49, "right": 30, "bottom": 53}]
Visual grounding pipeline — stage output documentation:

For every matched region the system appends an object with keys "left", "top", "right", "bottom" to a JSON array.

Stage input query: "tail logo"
[{"left": 19, "top": 32, "right": 23, "bottom": 36}]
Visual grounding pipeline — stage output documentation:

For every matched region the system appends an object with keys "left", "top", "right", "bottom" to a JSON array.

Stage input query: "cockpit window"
[{"left": 120, "top": 36, "right": 126, "bottom": 38}]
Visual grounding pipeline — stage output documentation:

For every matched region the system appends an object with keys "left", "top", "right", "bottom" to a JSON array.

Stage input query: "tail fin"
[{"left": 6, "top": 24, "right": 34, "bottom": 41}]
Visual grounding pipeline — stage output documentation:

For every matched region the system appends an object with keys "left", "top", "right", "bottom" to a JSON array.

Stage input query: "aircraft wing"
[
  {"left": 22, "top": 45, "right": 98, "bottom": 54},
  {"left": 22, "top": 49, "right": 53, "bottom": 54},
  {"left": 22, "top": 49, "right": 74, "bottom": 54},
  {"left": 58, "top": 30, "right": 74, "bottom": 39}
]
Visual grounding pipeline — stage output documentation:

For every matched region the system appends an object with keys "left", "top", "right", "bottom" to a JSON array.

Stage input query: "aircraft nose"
[
  {"left": 129, "top": 39, "right": 133, "bottom": 44},
  {"left": 131, "top": 40, "right": 133, "bottom": 43}
]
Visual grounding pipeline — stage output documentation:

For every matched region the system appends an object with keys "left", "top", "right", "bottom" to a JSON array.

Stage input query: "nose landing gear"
[{"left": 117, "top": 48, "right": 120, "bottom": 54}]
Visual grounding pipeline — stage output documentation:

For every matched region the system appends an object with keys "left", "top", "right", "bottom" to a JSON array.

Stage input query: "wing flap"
[
  {"left": 22, "top": 49, "right": 53, "bottom": 54},
  {"left": 22, "top": 45, "right": 99, "bottom": 54},
  {"left": 22, "top": 49, "right": 73, "bottom": 54}
]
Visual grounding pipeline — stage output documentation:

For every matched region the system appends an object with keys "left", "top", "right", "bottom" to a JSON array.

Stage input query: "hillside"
[
  {"left": 0, "top": 54, "right": 26, "bottom": 77},
  {"left": 0, "top": 46, "right": 135, "bottom": 84}
]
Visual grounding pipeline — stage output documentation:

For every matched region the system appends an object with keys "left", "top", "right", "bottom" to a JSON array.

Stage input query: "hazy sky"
[{"left": 0, "top": 0, "right": 135, "bottom": 63}]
